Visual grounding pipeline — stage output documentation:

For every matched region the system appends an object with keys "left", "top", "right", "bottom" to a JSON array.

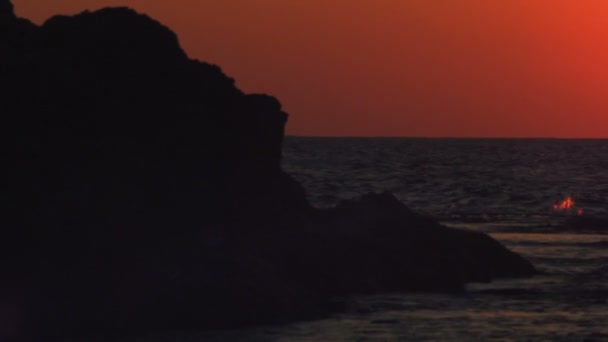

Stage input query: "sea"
[{"left": 84, "top": 138, "right": 608, "bottom": 341}]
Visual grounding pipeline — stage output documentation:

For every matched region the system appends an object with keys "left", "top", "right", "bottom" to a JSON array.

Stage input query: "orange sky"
[{"left": 12, "top": 0, "right": 608, "bottom": 137}]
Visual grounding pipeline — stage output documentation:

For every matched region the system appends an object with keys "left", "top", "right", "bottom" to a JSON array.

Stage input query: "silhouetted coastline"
[{"left": 2, "top": 1, "right": 535, "bottom": 339}]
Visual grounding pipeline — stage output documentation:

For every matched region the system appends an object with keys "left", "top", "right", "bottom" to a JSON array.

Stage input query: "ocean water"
[
  {"left": 283, "top": 137, "right": 608, "bottom": 223},
  {"left": 84, "top": 138, "right": 608, "bottom": 341}
]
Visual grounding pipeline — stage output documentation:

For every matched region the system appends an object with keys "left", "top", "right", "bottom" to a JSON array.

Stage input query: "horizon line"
[{"left": 285, "top": 135, "right": 608, "bottom": 140}]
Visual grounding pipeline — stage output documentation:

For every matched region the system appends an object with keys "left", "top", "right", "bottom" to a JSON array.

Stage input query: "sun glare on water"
[{"left": 552, "top": 196, "right": 583, "bottom": 215}]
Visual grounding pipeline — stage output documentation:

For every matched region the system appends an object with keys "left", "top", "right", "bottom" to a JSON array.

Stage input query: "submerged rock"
[{"left": 1, "top": 1, "right": 536, "bottom": 339}]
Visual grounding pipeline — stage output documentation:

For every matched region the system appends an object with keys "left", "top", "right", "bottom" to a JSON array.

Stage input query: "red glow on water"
[
  {"left": 553, "top": 196, "right": 583, "bottom": 215},
  {"left": 553, "top": 196, "right": 575, "bottom": 210}
]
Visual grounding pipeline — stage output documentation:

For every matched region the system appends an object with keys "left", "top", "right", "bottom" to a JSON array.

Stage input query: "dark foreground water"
[{"left": 79, "top": 138, "right": 608, "bottom": 341}]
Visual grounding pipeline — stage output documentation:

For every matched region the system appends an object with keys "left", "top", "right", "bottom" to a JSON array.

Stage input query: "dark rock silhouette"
[
  {"left": 1, "top": 1, "right": 536, "bottom": 339},
  {"left": 1, "top": 0, "right": 13, "bottom": 18}
]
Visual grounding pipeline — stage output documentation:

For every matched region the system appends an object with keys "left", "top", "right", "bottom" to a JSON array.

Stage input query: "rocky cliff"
[{"left": 1, "top": 1, "right": 536, "bottom": 339}]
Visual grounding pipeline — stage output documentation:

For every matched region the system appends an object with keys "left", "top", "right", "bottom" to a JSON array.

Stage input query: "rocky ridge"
[{"left": 1, "top": 1, "right": 536, "bottom": 339}]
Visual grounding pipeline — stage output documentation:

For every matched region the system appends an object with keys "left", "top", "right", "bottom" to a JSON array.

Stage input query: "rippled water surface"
[
  {"left": 283, "top": 138, "right": 608, "bottom": 224},
  {"left": 282, "top": 138, "right": 608, "bottom": 341},
  {"left": 82, "top": 138, "right": 608, "bottom": 341}
]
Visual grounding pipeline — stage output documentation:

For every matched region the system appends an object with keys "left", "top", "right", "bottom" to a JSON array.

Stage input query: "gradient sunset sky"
[{"left": 13, "top": 0, "right": 608, "bottom": 138}]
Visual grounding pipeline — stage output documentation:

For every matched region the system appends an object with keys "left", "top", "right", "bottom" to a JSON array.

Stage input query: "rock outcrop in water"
[{"left": 1, "top": 1, "right": 536, "bottom": 339}]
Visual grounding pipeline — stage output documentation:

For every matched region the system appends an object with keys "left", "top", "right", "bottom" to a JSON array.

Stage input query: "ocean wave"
[
  {"left": 505, "top": 240, "right": 608, "bottom": 248},
  {"left": 578, "top": 265, "right": 608, "bottom": 278}
]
